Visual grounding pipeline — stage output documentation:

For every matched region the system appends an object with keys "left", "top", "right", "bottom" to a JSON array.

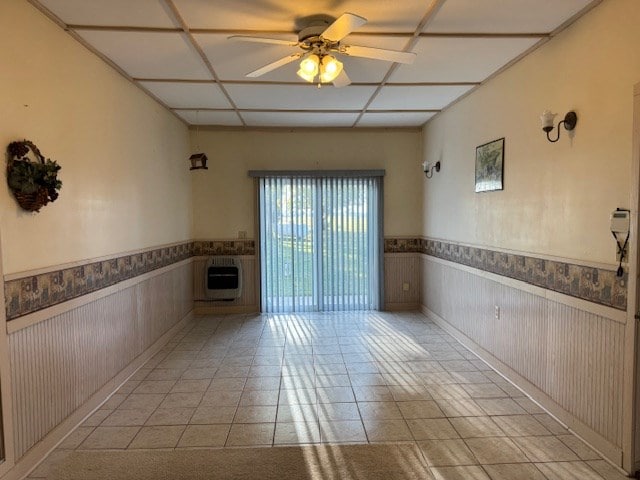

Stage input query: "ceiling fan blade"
[
  {"left": 246, "top": 53, "right": 302, "bottom": 78},
  {"left": 341, "top": 44, "right": 416, "bottom": 64},
  {"left": 321, "top": 13, "right": 367, "bottom": 42},
  {"left": 228, "top": 35, "right": 298, "bottom": 47},
  {"left": 332, "top": 70, "right": 351, "bottom": 88}
]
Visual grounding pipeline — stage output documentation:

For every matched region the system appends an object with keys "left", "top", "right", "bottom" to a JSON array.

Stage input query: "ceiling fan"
[{"left": 228, "top": 13, "right": 416, "bottom": 88}]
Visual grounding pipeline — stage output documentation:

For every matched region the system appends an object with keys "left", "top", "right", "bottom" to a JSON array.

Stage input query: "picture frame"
[{"left": 475, "top": 137, "right": 504, "bottom": 193}]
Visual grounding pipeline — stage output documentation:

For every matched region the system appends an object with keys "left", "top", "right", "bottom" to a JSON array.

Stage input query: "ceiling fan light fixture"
[
  {"left": 297, "top": 54, "right": 319, "bottom": 82},
  {"left": 319, "top": 55, "right": 343, "bottom": 83}
]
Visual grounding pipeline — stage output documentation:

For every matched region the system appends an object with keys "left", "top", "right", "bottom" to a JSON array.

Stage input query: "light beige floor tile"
[
  {"left": 200, "top": 389, "right": 242, "bottom": 407},
  {"left": 145, "top": 407, "right": 194, "bottom": 426},
  {"left": 226, "top": 423, "right": 275, "bottom": 446},
  {"left": 208, "top": 377, "right": 246, "bottom": 391},
  {"left": 426, "top": 385, "right": 471, "bottom": 400},
  {"left": 535, "top": 461, "right": 604, "bottom": 480},
  {"left": 244, "top": 376, "right": 281, "bottom": 390},
  {"left": 491, "top": 415, "right": 551, "bottom": 436},
  {"left": 190, "top": 406, "right": 237, "bottom": 424},
  {"left": 315, "top": 364, "right": 348, "bottom": 376},
  {"left": 315, "top": 374, "right": 351, "bottom": 387},
  {"left": 465, "top": 437, "right": 529, "bottom": 464},
  {"left": 317, "top": 402, "right": 360, "bottom": 421},
  {"left": 215, "top": 365, "right": 251, "bottom": 378},
  {"left": 430, "top": 465, "right": 490, "bottom": 480},
  {"left": 482, "top": 463, "right": 547, "bottom": 480},
  {"left": 363, "top": 419, "right": 413, "bottom": 442},
  {"left": 116, "top": 380, "right": 141, "bottom": 394},
  {"left": 129, "top": 425, "right": 185, "bottom": 449},
  {"left": 449, "top": 416, "right": 505, "bottom": 438},
  {"left": 102, "top": 408, "right": 153, "bottom": 426},
  {"left": 349, "top": 373, "right": 387, "bottom": 386},
  {"left": 239, "top": 389, "right": 280, "bottom": 406},
  {"left": 475, "top": 398, "right": 526, "bottom": 416},
  {"left": 253, "top": 355, "right": 283, "bottom": 366},
  {"left": 234, "top": 405, "right": 277, "bottom": 423},
  {"left": 317, "top": 386, "right": 355, "bottom": 403},
  {"left": 357, "top": 401, "right": 403, "bottom": 420},
  {"left": 407, "top": 418, "right": 460, "bottom": 440},
  {"left": 171, "top": 379, "right": 211, "bottom": 393},
  {"left": 514, "top": 398, "right": 546, "bottom": 414},
  {"left": 462, "top": 383, "right": 508, "bottom": 399},
  {"left": 513, "top": 435, "right": 580, "bottom": 462},
  {"left": 133, "top": 380, "right": 176, "bottom": 394},
  {"left": 417, "top": 439, "right": 478, "bottom": 467},
  {"left": 58, "top": 426, "right": 95, "bottom": 449},
  {"left": 352, "top": 385, "right": 393, "bottom": 402},
  {"left": 389, "top": 385, "right": 433, "bottom": 401},
  {"left": 118, "top": 393, "right": 166, "bottom": 410},
  {"left": 274, "top": 422, "right": 321, "bottom": 444},
  {"left": 435, "top": 399, "right": 485, "bottom": 417},
  {"left": 177, "top": 424, "right": 230, "bottom": 447},
  {"left": 159, "top": 392, "right": 204, "bottom": 409},
  {"left": 145, "top": 369, "right": 184, "bottom": 381},
  {"left": 277, "top": 403, "right": 318, "bottom": 423},
  {"left": 130, "top": 368, "right": 152, "bottom": 381},
  {"left": 319, "top": 420, "right": 367, "bottom": 443},
  {"left": 279, "top": 388, "right": 317, "bottom": 405},
  {"left": 82, "top": 409, "right": 111, "bottom": 427},
  {"left": 281, "top": 375, "right": 316, "bottom": 390},
  {"left": 557, "top": 434, "right": 602, "bottom": 460},
  {"left": 398, "top": 400, "right": 445, "bottom": 419},
  {"left": 79, "top": 426, "right": 140, "bottom": 449},
  {"left": 532, "top": 413, "right": 569, "bottom": 434},
  {"left": 181, "top": 367, "right": 218, "bottom": 380}
]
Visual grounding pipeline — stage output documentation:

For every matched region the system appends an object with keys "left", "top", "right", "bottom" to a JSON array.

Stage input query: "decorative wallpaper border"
[
  {"left": 5, "top": 236, "right": 624, "bottom": 320},
  {"left": 4, "top": 240, "right": 256, "bottom": 321},
  {"left": 384, "top": 237, "right": 627, "bottom": 311}
]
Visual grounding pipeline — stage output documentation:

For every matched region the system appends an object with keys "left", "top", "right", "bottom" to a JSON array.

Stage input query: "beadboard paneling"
[
  {"left": 421, "top": 255, "right": 625, "bottom": 451},
  {"left": 193, "top": 256, "right": 258, "bottom": 312},
  {"left": 8, "top": 261, "right": 193, "bottom": 460},
  {"left": 384, "top": 254, "right": 420, "bottom": 309}
]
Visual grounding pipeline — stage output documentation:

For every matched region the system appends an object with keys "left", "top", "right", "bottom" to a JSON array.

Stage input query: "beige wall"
[
  {"left": 0, "top": 0, "right": 192, "bottom": 275},
  {"left": 422, "top": 0, "right": 640, "bottom": 266},
  {"left": 191, "top": 129, "right": 422, "bottom": 240}
]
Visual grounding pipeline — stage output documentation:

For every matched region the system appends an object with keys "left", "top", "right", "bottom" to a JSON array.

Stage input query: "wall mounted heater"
[{"left": 205, "top": 256, "right": 243, "bottom": 300}]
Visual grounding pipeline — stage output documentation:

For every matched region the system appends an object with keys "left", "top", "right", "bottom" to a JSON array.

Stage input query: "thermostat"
[{"left": 610, "top": 209, "right": 630, "bottom": 234}]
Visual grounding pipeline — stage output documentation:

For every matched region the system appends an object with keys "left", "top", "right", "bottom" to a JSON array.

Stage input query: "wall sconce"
[
  {"left": 422, "top": 160, "right": 440, "bottom": 178},
  {"left": 540, "top": 110, "right": 577, "bottom": 143},
  {"left": 189, "top": 153, "right": 208, "bottom": 170}
]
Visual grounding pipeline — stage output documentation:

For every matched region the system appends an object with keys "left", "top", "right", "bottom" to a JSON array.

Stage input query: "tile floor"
[{"left": 28, "top": 312, "right": 629, "bottom": 480}]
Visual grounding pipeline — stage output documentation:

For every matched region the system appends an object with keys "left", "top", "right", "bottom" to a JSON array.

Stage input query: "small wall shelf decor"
[
  {"left": 475, "top": 138, "right": 504, "bottom": 193},
  {"left": 6, "top": 140, "right": 62, "bottom": 212}
]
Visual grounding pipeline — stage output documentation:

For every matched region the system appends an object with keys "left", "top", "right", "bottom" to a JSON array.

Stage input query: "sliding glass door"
[{"left": 258, "top": 173, "right": 382, "bottom": 313}]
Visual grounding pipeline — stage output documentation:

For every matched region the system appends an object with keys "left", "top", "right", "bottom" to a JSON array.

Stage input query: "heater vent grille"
[{"left": 205, "top": 256, "right": 242, "bottom": 300}]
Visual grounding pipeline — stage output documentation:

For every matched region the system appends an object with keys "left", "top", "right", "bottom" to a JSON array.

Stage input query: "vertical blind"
[{"left": 258, "top": 173, "right": 382, "bottom": 313}]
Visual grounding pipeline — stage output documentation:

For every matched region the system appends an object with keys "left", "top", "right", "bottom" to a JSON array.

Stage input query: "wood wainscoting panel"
[
  {"left": 421, "top": 255, "right": 625, "bottom": 459},
  {"left": 8, "top": 261, "right": 193, "bottom": 460}
]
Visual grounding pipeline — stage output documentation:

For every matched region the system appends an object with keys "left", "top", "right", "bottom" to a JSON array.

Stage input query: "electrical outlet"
[
  {"left": 495, "top": 306, "right": 500, "bottom": 320},
  {"left": 402, "top": 282, "right": 410, "bottom": 291}
]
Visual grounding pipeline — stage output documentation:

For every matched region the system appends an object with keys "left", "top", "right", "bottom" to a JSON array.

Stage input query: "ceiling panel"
[
  {"left": 370, "top": 85, "right": 475, "bottom": 110},
  {"left": 174, "top": 110, "right": 242, "bottom": 126},
  {"left": 225, "top": 85, "right": 376, "bottom": 110},
  {"left": 76, "top": 31, "right": 211, "bottom": 80},
  {"left": 357, "top": 112, "right": 436, "bottom": 127},
  {"left": 391, "top": 36, "right": 539, "bottom": 83},
  {"left": 172, "top": 0, "right": 429, "bottom": 32},
  {"left": 38, "top": 0, "right": 178, "bottom": 27},
  {"left": 426, "top": 0, "right": 594, "bottom": 33},
  {"left": 195, "top": 33, "right": 408, "bottom": 83},
  {"left": 138, "top": 82, "right": 231, "bottom": 109},
  {"left": 242, "top": 112, "right": 359, "bottom": 128}
]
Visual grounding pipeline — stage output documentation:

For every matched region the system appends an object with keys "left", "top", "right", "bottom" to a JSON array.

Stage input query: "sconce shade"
[
  {"left": 189, "top": 152, "right": 208, "bottom": 170},
  {"left": 319, "top": 55, "right": 343, "bottom": 83},
  {"left": 540, "top": 110, "right": 557, "bottom": 132}
]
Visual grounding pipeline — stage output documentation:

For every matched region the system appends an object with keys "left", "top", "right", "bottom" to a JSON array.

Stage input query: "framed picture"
[{"left": 475, "top": 137, "right": 504, "bottom": 193}]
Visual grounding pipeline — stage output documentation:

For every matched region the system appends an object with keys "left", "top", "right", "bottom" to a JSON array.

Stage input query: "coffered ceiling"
[{"left": 31, "top": 0, "right": 600, "bottom": 128}]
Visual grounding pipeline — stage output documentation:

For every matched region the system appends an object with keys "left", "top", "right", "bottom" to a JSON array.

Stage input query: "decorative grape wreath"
[{"left": 6, "top": 140, "right": 62, "bottom": 212}]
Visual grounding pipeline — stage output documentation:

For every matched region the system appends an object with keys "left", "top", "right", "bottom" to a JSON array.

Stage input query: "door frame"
[
  {"left": 627, "top": 81, "right": 640, "bottom": 476},
  {"left": 0, "top": 231, "right": 15, "bottom": 477}
]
